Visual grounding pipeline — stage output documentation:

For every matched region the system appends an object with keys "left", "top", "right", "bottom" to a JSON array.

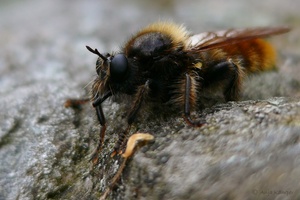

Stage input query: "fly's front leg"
[
  {"left": 112, "top": 80, "right": 150, "bottom": 156},
  {"left": 90, "top": 91, "right": 112, "bottom": 164},
  {"left": 184, "top": 73, "right": 205, "bottom": 127},
  {"left": 90, "top": 105, "right": 107, "bottom": 164}
]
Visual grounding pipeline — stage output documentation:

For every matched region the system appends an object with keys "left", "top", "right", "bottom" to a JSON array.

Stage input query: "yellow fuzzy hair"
[{"left": 125, "top": 22, "right": 190, "bottom": 50}]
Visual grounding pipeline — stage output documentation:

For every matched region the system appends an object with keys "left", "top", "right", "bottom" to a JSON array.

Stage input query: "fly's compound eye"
[{"left": 110, "top": 54, "right": 128, "bottom": 81}]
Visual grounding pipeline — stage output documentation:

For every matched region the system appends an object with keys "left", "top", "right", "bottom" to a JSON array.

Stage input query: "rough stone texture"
[{"left": 0, "top": 0, "right": 300, "bottom": 200}]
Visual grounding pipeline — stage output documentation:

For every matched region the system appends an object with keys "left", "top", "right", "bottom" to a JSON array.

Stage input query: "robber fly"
[{"left": 65, "top": 22, "right": 289, "bottom": 163}]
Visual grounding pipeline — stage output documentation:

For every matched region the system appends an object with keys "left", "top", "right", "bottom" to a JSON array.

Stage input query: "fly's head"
[{"left": 86, "top": 46, "right": 130, "bottom": 105}]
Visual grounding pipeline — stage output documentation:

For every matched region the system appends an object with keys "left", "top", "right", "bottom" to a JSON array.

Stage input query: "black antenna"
[{"left": 86, "top": 45, "right": 107, "bottom": 61}]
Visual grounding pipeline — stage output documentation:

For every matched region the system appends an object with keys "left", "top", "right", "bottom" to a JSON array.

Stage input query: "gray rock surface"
[{"left": 0, "top": 0, "right": 300, "bottom": 200}]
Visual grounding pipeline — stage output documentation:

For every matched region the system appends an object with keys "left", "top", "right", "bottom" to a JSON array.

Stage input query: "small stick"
[{"left": 99, "top": 133, "right": 154, "bottom": 200}]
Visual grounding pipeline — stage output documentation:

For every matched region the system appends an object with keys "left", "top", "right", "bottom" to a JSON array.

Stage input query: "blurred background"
[
  {"left": 0, "top": 0, "right": 299, "bottom": 98},
  {"left": 0, "top": 0, "right": 299, "bottom": 199}
]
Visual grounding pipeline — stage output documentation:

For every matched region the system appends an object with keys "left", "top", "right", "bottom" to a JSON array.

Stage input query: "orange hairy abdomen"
[{"left": 222, "top": 39, "right": 277, "bottom": 73}]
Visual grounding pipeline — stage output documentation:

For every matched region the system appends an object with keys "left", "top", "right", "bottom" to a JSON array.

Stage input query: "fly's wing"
[{"left": 187, "top": 27, "right": 290, "bottom": 52}]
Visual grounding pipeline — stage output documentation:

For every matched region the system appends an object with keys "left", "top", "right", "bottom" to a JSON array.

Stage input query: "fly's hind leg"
[
  {"left": 222, "top": 59, "right": 244, "bottom": 101},
  {"left": 203, "top": 59, "right": 244, "bottom": 101}
]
